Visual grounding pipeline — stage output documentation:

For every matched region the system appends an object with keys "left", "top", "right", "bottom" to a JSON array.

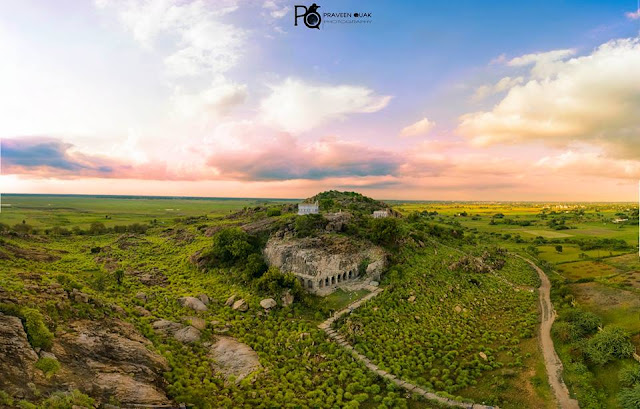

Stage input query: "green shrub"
[
  {"left": 22, "top": 308, "right": 53, "bottom": 350},
  {"left": 294, "top": 214, "right": 327, "bottom": 237},
  {"left": 17, "top": 401, "right": 36, "bottom": 409},
  {"left": 619, "top": 385, "right": 640, "bottom": 409},
  {"left": 565, "top": 310, "right": 602, "bottom": 337},
  {"left": 585, "top": 326, "right": 634, "bottom": 365},
  {"left": 367, "top": 218, "right": 400, "bottom": 246},
  {"left": 207, "top": 228, "right": 257, "bottom": 266},
  {"left": 267, "top": 208, "right": 281, "bottom": 217},
  {"left": 38, "top": 390, "right": 94, "bottom": 409},
  {"left": 619, "top": 364, "right": 640, "bottom": 387},
  {"left": 255, "top": 267, "right": 303, "bottom": 299},
  {"left": 0, "top": 391, "right": 14, "bottom": 406},
  {"left": 244, "top": 253, "right": 267, "bottom": 279},
  {"left": 35, "top": 357, "right": 61, "bottom": 378}
]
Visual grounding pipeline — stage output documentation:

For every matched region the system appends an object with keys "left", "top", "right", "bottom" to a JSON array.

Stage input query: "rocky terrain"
[{"left": 0, "top": 313, "right": 170, "bottom": 405}]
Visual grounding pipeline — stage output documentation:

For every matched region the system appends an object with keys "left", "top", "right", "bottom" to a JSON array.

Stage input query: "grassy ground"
[
  {"left": 1, "top": 196, "right": 637, "bottom": 408},
  {"left": 0, "top": 194, "right": 296, "bottom": 228}
]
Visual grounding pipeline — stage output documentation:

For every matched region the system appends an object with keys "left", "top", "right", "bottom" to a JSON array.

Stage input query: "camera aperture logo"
[
  {"left": 294, "top": 3, "right": 373, "bottom": 30},
  {"left": 294, "top": 3, "right": 321, "bottom": 29}
]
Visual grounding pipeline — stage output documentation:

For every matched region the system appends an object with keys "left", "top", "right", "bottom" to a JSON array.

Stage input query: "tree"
[
  {"left": 209, "top": 228, "right": 255, "bottom": 266},
  {"left": 266, "top": 208, "right": 281, "bottom": 217},
  {"left": 368, "top": 218, "right": 400, "bottom": 246},
  {"left": 114, "top": 269, "right": 125, "bottom": 286},
  {"left": 245, "top": 253, "right": 267, "bottom": 279},
  {"left": 256, "top": 267, "right": 303, "bottom": 298},
  {"left": 585, "top": 326, "right": 634, "bottom": 365},
  {"left": 565, "top": 310, "right": 601, "bottom": 338},
  {"left": 555, "top": 245, "right": 563, "bottom": 253},
  {"left": 88, "top": 222, "right": 107, "bottom": 235},
  {"left": 294, "top": 214, "right": 327, "bottom": 237}
]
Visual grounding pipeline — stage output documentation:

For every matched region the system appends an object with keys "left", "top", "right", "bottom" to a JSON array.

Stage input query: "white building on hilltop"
[
  {"left": 373, "top": 210, "right": 388, "bottom": 218},
  {"left": 298, "top": 202, "right": 319, "bottom": 215}
]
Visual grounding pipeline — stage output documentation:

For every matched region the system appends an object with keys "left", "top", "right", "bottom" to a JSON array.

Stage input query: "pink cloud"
[
  {"left": 206, "top": 134, "right": 401, "bottom": 180},
  {"left": 626, "top": 9, "right": 640, "bottom": 20}
]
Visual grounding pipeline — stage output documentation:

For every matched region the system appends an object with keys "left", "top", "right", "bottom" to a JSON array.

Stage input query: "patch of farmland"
[
  {"left": 556, "top": 261, "right": 620, "bottom": 280},
  {"left": 520, "top": 230, "right": 573, "bottom": 238}
]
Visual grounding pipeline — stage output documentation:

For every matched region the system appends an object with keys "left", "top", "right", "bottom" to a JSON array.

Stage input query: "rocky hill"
[{"left": 303, "top": 190, "right": 391, "bottom": 215}]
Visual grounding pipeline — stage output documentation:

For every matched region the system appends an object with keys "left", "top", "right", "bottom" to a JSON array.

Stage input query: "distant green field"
[
  {"left": 520, "top": 230, "right": 573, "bottom": 238},
  {"left": 0, "top": 194, "right": 296, "bottom": 229},
  {"left": 537, "top": 245, "right": 629, "bottom": 264}
]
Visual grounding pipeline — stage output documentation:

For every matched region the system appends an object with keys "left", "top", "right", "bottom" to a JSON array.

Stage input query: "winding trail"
[
  {"left": 319, "top": 285, "right": 498, "bottom": 409},
  {"left": 516, "top": 255, "right": 580, "bottom": 409}
]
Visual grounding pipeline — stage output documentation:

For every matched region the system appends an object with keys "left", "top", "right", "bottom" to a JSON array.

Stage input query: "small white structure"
[
  {"left": 373, "top": 210, "right": 388, "bottom": 219},
  {"left": 613, "top": 218, "right": 628, "bottom": 224},
  {"left": 298, "top": 202, "right": 319, "bottom": 215}
]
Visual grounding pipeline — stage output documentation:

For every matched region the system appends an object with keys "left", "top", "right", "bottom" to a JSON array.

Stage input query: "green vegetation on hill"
[
  {"left": 0, "top": 194, "right": 636, "bottom": 409},
  {"left": 306, "top": 190, "right": 389, "bottom": 214}
]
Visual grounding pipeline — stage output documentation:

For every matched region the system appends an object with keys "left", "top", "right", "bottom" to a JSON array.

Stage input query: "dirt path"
[
  {"left": 319, "top": 286, "right": 499, "bottom": 409},
  {"left": 516, "top": 255, "right": 580, "bottom": 409}
]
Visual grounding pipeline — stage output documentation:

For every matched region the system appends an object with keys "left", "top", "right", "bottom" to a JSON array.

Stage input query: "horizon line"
[{"left": 0, "top": 192, "right": 636, "bottom": 204}]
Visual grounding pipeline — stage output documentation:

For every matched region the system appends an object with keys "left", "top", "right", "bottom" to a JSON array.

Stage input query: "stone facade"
[
  {"left": 263, "top": 235, "right": 387, "bottom": 295},
  {"left": 298, "top": 202, "right": 319, "bottom": 215},
  {"left": 372, "top": 210, "right": 388, "bottom": 218}
]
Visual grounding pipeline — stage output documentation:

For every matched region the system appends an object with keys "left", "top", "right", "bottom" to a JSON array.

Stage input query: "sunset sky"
[{"left": 1, "top": 0, "right": 639, "bottom": 201}]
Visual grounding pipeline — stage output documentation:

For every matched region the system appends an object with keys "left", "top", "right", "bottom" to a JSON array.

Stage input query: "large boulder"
[
  {"left": 0, "top": 313, "right": 40, "bottom": 399},
  {"left": 51, "top": 319, "right": 170, "bottom": 405},
  {"left": 173, "top": 326, "right": 201, "bottom": 344},
  {"left": 183, "top": 316, "right": 207, "bottom": 330},
  {"left": 152, "top": 319, "right": 182, "bottom": 336},
  {"left": 260, "top": 298, "right": 277, "bottom": 310},
  {"left": 232, "top": 299, "right": 248, "bottom": 312},
  {"left": 178, "top": 296, "right": 207, "bottom": 312},
  {"left": 281, "top": 291, "right": 294, "bottom": 307},
  {"left": 209, "top": 336, "right": 261, "bottom": 383}
]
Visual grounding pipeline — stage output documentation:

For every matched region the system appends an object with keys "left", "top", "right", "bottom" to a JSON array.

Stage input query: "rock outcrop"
[
  {"left": 153, "top": 319, "right": 201, "bottom": 343},
  {"left": 0, "top": 313, "right": 40, "bottom": 399},
  {"left": 264, "top": 235, "right": 387, "bottom": 295},
  {"left": 178, "top": 296, "right": 207, "bottom": 312},
  {"left": 183, "top": 316, "right": 207, "bottom": 330},
  {"left": 232, "top": 299, "right": 248, "bottom": 312},
  {"left": 209, "top": 336, "right": 261, "bottom": 383},
  {"left": 173, "top": 326, "right": 201, "bottom": 344},
  {"left": 260, "top": 298, "right": 276, "bottom": 310},
  {"left": 51, "top": 320, "right": 170, "bottom": 405}
]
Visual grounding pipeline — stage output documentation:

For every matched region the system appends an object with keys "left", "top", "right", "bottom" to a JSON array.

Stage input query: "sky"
[{"left": 1, "top": 0, "right": 639, "bottom": 201}]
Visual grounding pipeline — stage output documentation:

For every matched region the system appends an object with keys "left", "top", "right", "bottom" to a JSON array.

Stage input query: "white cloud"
[
  {"left": 259, "top": 78, "right": 392, "bottom": 133},
  {"left": 507, "top": 48, "right": 576, "bottom": 78},
  {"left": 172, "top": 77, "right": 247, "bottom": 119},
  {"left": 97, "top": 0, "right": 244, "bottom": 78},
  {"left": 507, "top": 49, "right": 575, "bottom": 67},
  {"left": 96, "top": 0, "right": 247, "bottom": 117},
  {"left": 489, "top": 53, "right": 507, "bottom": 65},
  {"left": 263, "top": 0, "right": 289, "bottom": 19},
  {"left": 459, "top": 37, "right": 640, "bottom": 160},
  {"left": 472, "top": 76, "right": 524, "bottom": 100},
  {"left": 400, "top": 117, "right": 435, "bottom": 137},
  {"left": 537, "top": 150, "right": 640, "bottom": 180}
]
